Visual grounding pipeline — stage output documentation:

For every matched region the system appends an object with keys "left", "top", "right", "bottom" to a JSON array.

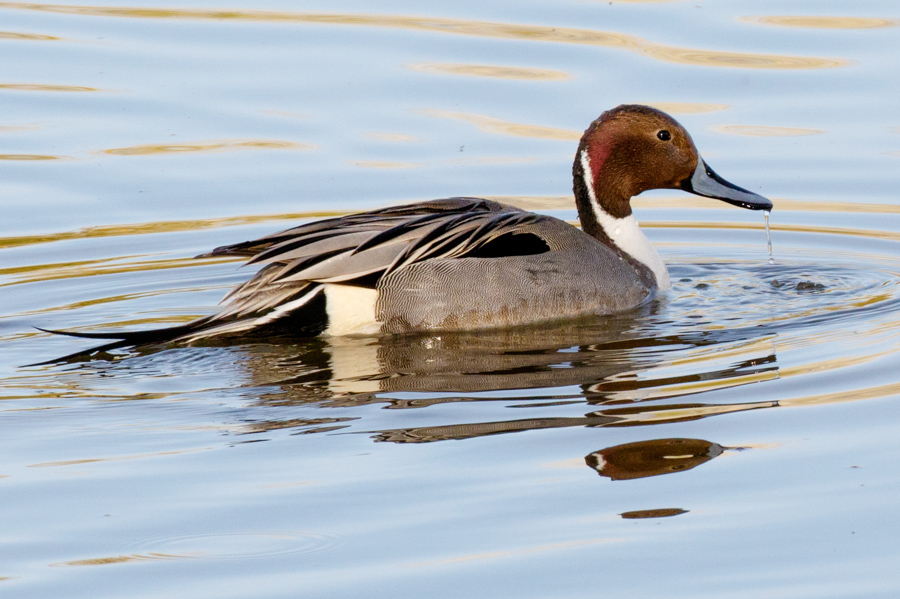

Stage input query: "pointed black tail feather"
[
  {"left": 32, "top": 287, "right": 329, "bottom": 365},
  {"left": 35, "top": 319, "right": 212, "bottom": 345},
  {"left": 28, "top": 319, "right": 216, "bottom": 366}
]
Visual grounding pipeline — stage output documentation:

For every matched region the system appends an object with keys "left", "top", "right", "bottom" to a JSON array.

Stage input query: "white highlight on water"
[{"left": 764, "top": 210, "right": 775, "bottom": 265}]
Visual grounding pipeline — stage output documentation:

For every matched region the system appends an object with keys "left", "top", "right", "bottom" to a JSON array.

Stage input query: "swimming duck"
[{"left": 49, "top": 105, "right": 772, "bottom": 346}]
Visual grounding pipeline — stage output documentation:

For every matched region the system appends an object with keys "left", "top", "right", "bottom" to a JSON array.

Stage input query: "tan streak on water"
[
  {"left": 419, "top": 109, "right": 580, "bottom": 140},
  {"left": 362, "top": 132, "right": 419, "bottom": 142},
  {"left": 351, "top": 155, "right": 540, "bottom": 168},
  {"left": 52, "top": 553, "right": 185, "bottom": 566},
  {"left": 0, "top": 255, "right": 237, "bottom": 289},
  {"left": 350, "top": 160, "right": 423, "bottom": 169},
  {"left": 647, "top": 221, "right": 900, "bottom": 243},
  {"left": 5, "top": 287, "right": 217, "bottom": 319},
  {"left": 778, "top": 350, "right": 899, "bottom": 381},
  {"left": 29, "top": 446, "right": 213, "bottom": 467},
  {"left": 647, "top": 350, "right": 900, "bottom": 405},
  {"left": 0, "top": 30, "right": 59, "bottom": 40},
  {"left": 782, "top": 381, "right": 900, "bottom": 409},
  {"left": 0, "top": 212, "right": 348, "bottom": 251},
  {"left": 0, "top": 153, "right": 67, "bottom": 160},
  {"left": 646, "top": 102, "right": 729, "bottom": 114},
  {"left": 448, "top": 156, "right": 540, "bottom": 165},
  {"left": 667, "top": 336, "right": 776, "bottom": 366},
  {"left": 407, "top": 62, "right": 572, "bottom": 80},
  {"left": 399, "top": 538, "right": 622, "bottom": 567},
  {"left": 612, "top": 371, "right": 780, "bottom": 401},
  {"left": 741, "top": 16, "right": 898, "bottom": 30},
  {"left": 103, "top": 139, "right": 312, "bottom": 156},
  {"left": 0, "top": 3, "right": 850, "bottom": 69},
  {"left": 606, "top": 401, "right": 776, "bottom": 424},
  {"left": 0, "top": 83, "right": 98, "bottom": 92},
  {"left": 0, "top": 123, "right": 41, "bottom": 132},
  {"left": 714, "top": 125, "right": 824, "bottom": 137}
]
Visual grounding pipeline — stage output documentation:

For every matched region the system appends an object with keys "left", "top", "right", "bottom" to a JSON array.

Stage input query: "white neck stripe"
[
  {"left": 579, "top": 149, "right": 600, "bottom": 206},
  {"left": 579, "top": 150, "right": 670, "bottom": 289}
]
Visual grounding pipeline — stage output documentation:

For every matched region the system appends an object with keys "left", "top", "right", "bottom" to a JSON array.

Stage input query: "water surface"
[{"left": 2, "top": 1, "right": 900, "bottom": 597}]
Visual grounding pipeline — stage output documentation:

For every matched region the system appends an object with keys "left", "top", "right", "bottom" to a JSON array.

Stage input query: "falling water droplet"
[{"left": 764, "top": 210, "right": 775, "bottom": 265}]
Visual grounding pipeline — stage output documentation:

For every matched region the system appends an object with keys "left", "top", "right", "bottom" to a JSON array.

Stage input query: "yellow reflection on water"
[
  {"left": 0, "top": 3, "right": 850, "bottom": 70},
  {"left": 0, "top": 30, "right": 59, "bottom": 40},
  {"left": 29, "top": 446, "right": 212, "bottom": 468},
  {"left": 645, "top": 102, "right": 728, "bottom": 114},
  {"left": 668, "top": 336, "right": 776, "bottom": 368},
  {"left": 0, "top": 254, "right": 236, "bottom": 288},
  {"left": 448, "top": 156, "right": 539, "bottom": 165},
  {"left": 651, "top": 221, "right": 900, "bottom": 243},
  {"left": 0, "top": 153, "right": 65, "bottom": 160},
  {"left": 714, "top": 125, "right": 824, "bottom": 137},
  {"left": 354, "top": 156, "right": 540, "bottom": 168},
  {"left": 9, "top": 288, "right": 212, "bottom": 319},
  {"left": 419, "top": 109, "right": 580, "bottom": 140},
  {"left": 103, "top": 139, "right": 312, "bottom": 156},
  {"left": 407, "top": 62, "right": 572, "bottom": 80},
  {"left": 0, "top": 83, "right": 97, "bottom": 92},
  {"left": 778, "top": 349, "right": 897, "bottom": 381},
  {"left": 783, "top": 381, "right": 900, "bottom": 409},
  {"left": 607, "top": 371, "right": 778, "bottom": 402},
  {"left": 605, "top": 400, "right": 777, "bottom": 425},
  {"left": 52, "top": 553, "right": 183, "bottom": 567},
  {"left": 741, "top": 16, "right": 898, "bottom": 30},
  {"left": 488, "top": 196, "right": 574, "bottom": 211},
  {"left": 351, "top": 160, "right": 423, "bottom": 169},
  {"left": 0, "top": 210, "right": 347, "bottom": 251},
  {"left": 0, "top": 123, "right": 40, "bottom": 132},
  {"left": 362, "top": 132, "right": 419, "bottom": 142},
  {"left": 400, "top": 538, "right": 621, "bottom": 567},
  {"left": 640, "top": 197, "right": 900, "bottom": 215}
]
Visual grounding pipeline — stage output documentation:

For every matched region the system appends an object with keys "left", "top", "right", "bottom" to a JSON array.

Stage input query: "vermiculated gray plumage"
[{"left": 44, "top": 197, "right": 653, "bottom": 346}]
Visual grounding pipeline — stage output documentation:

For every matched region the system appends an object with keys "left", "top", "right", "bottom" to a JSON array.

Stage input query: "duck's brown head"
[{"left": 573, "top": 105, "right": 772, "bottom": 228}]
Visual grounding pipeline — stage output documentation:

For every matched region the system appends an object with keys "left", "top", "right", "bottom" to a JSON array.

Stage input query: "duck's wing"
[
  {"left": 204, "top": 198, "right": 548, "bottom": 325},
  {"left": 42, "top": 197, "right": 556, "bottom": 350},
  {"left": 197, "top": 197, "right": 510, "bottom": 258}
]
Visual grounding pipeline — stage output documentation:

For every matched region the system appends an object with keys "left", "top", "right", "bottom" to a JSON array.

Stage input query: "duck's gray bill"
[{"left": 681, "top": 158, "right": 773, "bottom": 211}]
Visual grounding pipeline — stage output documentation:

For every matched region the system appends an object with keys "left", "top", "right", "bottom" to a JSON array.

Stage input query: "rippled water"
[{"left": 2, "top": 1, "right": 900, "bottom": 597}]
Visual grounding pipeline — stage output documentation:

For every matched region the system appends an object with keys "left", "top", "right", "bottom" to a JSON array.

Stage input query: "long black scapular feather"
[{"left": 40, "top": 197, "right": 545, "bottom": 361}]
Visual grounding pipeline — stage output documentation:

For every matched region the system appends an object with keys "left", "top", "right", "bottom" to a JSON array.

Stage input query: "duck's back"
[
  {"left": 376, "top": 214, "right": 652, "bottom": 332},
  {"left": 45, "top": 198, "right": 656, "bottom": 348}
]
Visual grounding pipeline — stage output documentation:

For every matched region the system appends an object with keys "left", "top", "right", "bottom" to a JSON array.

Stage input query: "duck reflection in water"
[
  {"left": 48, "top": 299, "right": 780, "bottom": 447},
  {"left": 196, "top": 306, "right": 781, "bottom": 444},
  {"left": 585, "top": 438, "right": 727, "bottom": 481}
]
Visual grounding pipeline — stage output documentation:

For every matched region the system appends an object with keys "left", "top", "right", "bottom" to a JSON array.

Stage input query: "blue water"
[{"left": 2, "top": 1, "right": 900, "bottom": 597}]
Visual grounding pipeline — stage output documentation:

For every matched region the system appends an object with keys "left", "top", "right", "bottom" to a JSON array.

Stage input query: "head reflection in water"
[{"left": 585, "top": 438, "right": 726, "bottom": 480}]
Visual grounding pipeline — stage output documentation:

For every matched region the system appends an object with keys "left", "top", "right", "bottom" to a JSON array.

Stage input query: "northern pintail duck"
[{"left": 50, "top": 105, "right": 772, "bottom": 346}]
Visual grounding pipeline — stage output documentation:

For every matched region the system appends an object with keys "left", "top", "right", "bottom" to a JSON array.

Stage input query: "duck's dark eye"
[{"left": 657, "top": 130, "right": 671, "bottom": 141}]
